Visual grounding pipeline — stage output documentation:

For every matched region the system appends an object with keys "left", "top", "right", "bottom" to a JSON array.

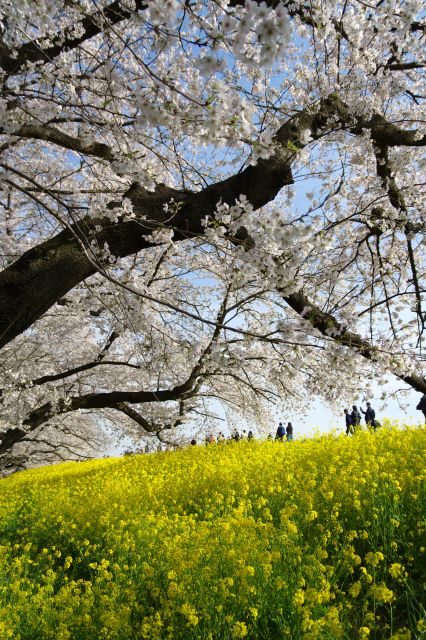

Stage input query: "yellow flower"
[
  {"left": 180, "top": 603, "right": 199, "bottom": 627},
  {"left": 241, "top": 565, "right": 255, "bottom": 577},
  {"left": 389, "top": 563, "right": 404, "bottom": 579},
  {"left": 365, "top": 551, "right": 384, "bottom": 567},
  {"left": 275, "top": 577, "right": 285, "bottom": 591},
  {"left": 417, "top": 619, "right": 426, "bottom": 633},
  {"left": 370, "top": 583, "right": 394, "bottom": 603},
  {"left": 271, "top": 550, "right": 281, "bottom": 563},
  {"left": 390, "top": 628, "right": 411, "bottom": 640},
  {"left": 167, "top": 581, "right": 179, "bottom": 599},
  {"left": 360, "top": 567, "right": 373, "bottom": 584},
  {"left": 232, "top": 621, "right": 248, "bottom": 638}
]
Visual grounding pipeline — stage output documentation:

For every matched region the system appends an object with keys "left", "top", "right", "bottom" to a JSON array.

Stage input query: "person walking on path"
[
  {"left": 286, "top": 422, "right": 293, "bottom": 442},
  {"left": 275, "top": 422, "right": 285, "bottom": 442},
  {"left": 416, "top": 394, "right": 426, "bottom": 423},
  {"left": 344, "top": 409, "right": 353, "bottom": 435}
]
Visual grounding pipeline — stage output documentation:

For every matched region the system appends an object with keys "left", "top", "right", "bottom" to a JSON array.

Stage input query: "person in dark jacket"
[
  {"left": 360, "top": 402, "right": 380, "bottom": 429},
  {"left": 286, "top": 422, "right": 293, "bottom": 441},
  {"left": 416, "top": 394, "right": 426, "bottom": 422},
  {"left": 275, "top": 422, "right": 285, "bottom": 442},
  {"left": 344, "top": 409, "right": 353, "bottom": 435},
  {"left": 231, "top": 428, "right": 240, "bottom": 442},
  {"left": 351, "top": 405, "right": 361, "bottom": 431}
]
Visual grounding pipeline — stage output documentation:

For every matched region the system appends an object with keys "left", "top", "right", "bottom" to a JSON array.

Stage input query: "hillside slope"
[{"left": 0, "top": 426, "right": 425, "bottom": 639}]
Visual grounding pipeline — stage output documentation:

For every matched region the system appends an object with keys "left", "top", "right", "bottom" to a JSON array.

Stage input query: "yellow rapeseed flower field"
[{"left": 0, "top": 424, "right": 425, "bottom": 639}]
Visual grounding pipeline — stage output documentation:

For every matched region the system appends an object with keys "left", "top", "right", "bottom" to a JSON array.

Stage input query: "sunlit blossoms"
[{"left": 0, "top": 0, "right": 424, "bottom": 465}]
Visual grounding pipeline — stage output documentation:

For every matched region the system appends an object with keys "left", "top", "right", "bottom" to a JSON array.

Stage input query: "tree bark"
[{"left": 0, "top": 118, "right": 298, "bottom": 348}]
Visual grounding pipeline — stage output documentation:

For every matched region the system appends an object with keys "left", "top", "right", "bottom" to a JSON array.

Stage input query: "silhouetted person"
[
  {"left": 247, "top": 430, "right": 254, "bottom": 440},
  {"left": 361, "top": 401, "right": 380, "bottom": 429},
  {"left": 275, "top": 422, "right": 285, "bottom": 442},
  {"left": 417, "top": 394, "right": 426, "bottom": 422},
  {"left": 351, "top": 405, "right": 361, "bottom": 431},
  {"left": 286, "top": 422, "right": 293, "bottom": 441},
  {"left": 190, "top": 439, "right": 197, "bottom": 446},
  {"left": 231, "top": 428, "right": 240, "bottom": 442},
  {"left": 344, "top": 409, "right": 352, "bottom": 435}
]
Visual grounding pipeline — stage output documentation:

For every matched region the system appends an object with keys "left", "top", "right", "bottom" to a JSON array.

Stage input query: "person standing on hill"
[
  {"left": 275, "top": 422, "right": 285, "bottom": 442},
  {"left": 231, "top": 428, "right": 240, "bottom": 442},
  {"left": 360, "top": 401, "right": 380, "bottom": 430},
  {"left": 344, "top": 409, "right": 353, "bottom": 435},
  {"left": 351, "top": 406, "right": 361, "bottom": 431},
  {"left": 286, "top": 422, "right": 293, "bottom": 441},
  {"left": 416, "top": 394, "right": 426, "bottom": 423}
]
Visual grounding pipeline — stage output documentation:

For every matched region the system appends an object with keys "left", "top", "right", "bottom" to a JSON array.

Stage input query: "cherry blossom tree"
[{"left": 0, "top": 0, "right": 424, "bottom": 466}]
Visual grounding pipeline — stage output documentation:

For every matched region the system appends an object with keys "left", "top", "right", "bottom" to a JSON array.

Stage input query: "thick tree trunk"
[{"left": 0, "top": 144, "right": 294, "bottom": 350}]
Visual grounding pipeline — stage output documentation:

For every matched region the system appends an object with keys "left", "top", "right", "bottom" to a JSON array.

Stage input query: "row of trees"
[{"left": 0, "top": 0, "right": 424, "bottom": 468}]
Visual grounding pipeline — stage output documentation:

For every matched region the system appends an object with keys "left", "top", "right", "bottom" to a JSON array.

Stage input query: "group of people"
[
  {"left": 198, "top": 424, "right": 295, "bottom": 445},
  {"left": 192, "top": 394, "right": 426, "bottom": 448},
  {"left": 344, "top": 402, "right": 380, "bottom": 435},
  {"left": 197, "top": 428, "right": 255, "bottom": 446},
  {"left": 275, "top": 422, "right": 294, "bottom": 442}
]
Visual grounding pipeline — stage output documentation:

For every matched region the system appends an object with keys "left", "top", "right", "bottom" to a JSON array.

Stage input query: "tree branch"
[
  {"left": 0, "top": 0, "right": 148, "bottom": 75},
  {"left": 23, "top": 359, "right": 142, "bottom": 387},
  {"left": 0, "top": 280, "right": 232, "bottom": 452},
  {"left": 113, "top": 402, "right": 155, "bottom": 432},
  {"left": 280, "top": 289, "right": 426, "bottom": 394},
  {"left": 3, "top": 124, "right": 116, "bottom": 162}
]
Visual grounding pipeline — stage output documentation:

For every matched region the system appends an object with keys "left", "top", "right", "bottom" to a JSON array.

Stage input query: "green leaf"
[{"left": 286, "top": 140, "right": 300, "bottom": 152}]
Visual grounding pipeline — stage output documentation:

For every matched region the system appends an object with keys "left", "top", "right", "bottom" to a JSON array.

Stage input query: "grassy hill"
[{"left": 0, "top": 425, "right": 425, "bottom": 639}]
